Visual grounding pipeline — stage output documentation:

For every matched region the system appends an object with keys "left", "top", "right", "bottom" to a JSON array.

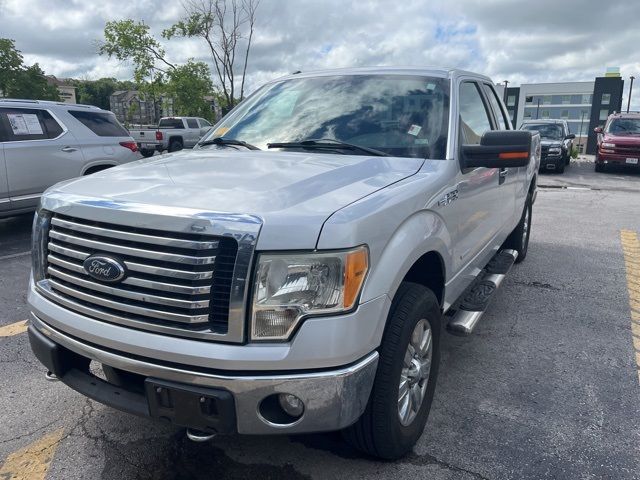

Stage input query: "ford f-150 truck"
[
  {"left": 28, "top": 67, "right": 540, "bottom": 460},
  {"left": 129, "top": 116, "right": 213, "bottom": 157}
]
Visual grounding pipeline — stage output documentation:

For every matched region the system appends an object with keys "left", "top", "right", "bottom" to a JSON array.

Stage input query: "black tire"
[
  {"left": 504, "top": 192, "right": 532, "bottom": 263},
  {"left": 83, "top": 165, "right": 112, "bottom": 175},
  {"left": 168, "top": 138, "right": 183, "bottom": 152},
  {"left": 343, "top": 282, "right": 441, "bottom": 460},
  {"left": 556, "top": 161, "right": 565, "bottom": 174},
  {"left": 595, "top": 162, "right": 604, "bottom": 172},
  {"left": 140, "top": 148, "right": 155, "bottom": 158}
]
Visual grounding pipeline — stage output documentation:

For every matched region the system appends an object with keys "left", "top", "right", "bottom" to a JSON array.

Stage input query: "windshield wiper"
[
  {"left": 198, "top": 137, "right": 260, "bottom": 150},
  {"left": 267, "top": 138, "right": 389, "bottom": 157}
]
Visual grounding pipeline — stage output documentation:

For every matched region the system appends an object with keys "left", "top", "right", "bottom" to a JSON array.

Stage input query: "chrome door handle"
[
  {"left": 499, "top": 169, "right": 509, "bottom": 177},
  {"left": 61, "top": 146, "right": 78, "bottom": 152}
]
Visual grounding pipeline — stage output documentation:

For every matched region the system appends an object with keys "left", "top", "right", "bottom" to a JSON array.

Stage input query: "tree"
[
  {"left": 165, "top": 61, "right": 214, "bottom": 119},
  {"left": 74, "top": 78, "right": 136, "bottom": 110},
  {"left": 163, "top": 0, "right": 259, "bottom": 111},
  {"left": 0, "top": 38, "right": 59, "bottom": 100}
]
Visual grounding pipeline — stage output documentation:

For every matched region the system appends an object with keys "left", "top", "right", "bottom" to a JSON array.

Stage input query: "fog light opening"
[{"left": 258, "top": 393, "right": 305, "bottom": 426}]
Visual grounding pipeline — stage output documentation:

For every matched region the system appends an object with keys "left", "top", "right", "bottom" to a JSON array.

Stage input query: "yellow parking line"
[
  {"left": 0, "top": 428, "right": 64, "bottom": 480},
  {"left": 621, "top": 229, "right": 640, "bottom": 385},
  {"left": 0, "top": 320, "right": 28, "bottom": 337}
]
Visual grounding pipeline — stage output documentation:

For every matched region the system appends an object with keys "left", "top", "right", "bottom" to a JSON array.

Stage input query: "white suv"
[{"left": 0, "top": 99, "right": 139, "bottom": 217}]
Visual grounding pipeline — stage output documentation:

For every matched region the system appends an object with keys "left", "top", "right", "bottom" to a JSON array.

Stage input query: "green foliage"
[
  {"left": 165, "top": 61, "right": 214, "bottom": 118},
  {"left": 100, "top": 20, "right": 175, "bottom": 84},
  {"left": 571, "top": 146, "right": 579, "bottom": 159},
  {"left": 73, "top": 78, "right": 135, "bottom": 109},
  {"left": 0, "top": 38, "right": 60, "bottom": 100}
]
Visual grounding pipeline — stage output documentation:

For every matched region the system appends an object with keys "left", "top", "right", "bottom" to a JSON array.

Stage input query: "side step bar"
[{"left": 446, "top": 249, "right": 518, "bottom": 336}]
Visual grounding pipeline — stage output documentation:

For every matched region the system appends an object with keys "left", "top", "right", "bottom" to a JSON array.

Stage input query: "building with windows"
[
  {"left": 45, "top": 76, "right": 77, "bottom": 104},
  {"left": 497, "top": 74, "right": 624, "bottom": 154}
]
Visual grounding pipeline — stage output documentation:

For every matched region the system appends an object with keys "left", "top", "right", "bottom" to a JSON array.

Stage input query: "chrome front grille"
[{"left": 40, "top": 214, "right": 238, "bottom": 340}]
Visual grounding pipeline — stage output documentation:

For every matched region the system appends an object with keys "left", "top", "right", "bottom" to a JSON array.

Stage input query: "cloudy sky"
[{"left": 1, "top": 0, "right": 639, "bottom": 107}]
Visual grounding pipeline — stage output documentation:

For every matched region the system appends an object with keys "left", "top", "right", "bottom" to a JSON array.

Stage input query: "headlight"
[
  {"left": 601, "top": 142, "right": 616, "bottom": 148},
  {"left": 548, "top": 147, "right": 562, "bottom": 155},
  {"left": 251, "top": 246, "right": 369, "bottom": 341},
  {"left": 31, "top": 208, "right": 51, "bottom": 282}
]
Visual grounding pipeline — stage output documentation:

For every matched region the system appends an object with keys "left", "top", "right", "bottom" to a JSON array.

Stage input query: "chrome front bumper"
[{"left": 30, "top": 313, "right": 378, "bottom": 435}]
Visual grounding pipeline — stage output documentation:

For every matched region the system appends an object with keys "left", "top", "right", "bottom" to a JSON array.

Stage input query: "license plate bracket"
[{"left": 145, "top": 378, "right": 236, "bottom": 434}]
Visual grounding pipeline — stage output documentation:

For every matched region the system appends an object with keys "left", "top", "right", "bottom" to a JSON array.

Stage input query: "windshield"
[
  {"left": 202, "top": 75, "right": 450, "bottom": 159},
  {"left": 606, "top": 118, "right": 640, "bottom": 135},
  {"left": 521, "top": 123, "right": 564, "bottom": 140}
]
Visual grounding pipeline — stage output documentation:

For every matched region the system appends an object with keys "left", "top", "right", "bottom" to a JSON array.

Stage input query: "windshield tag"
[{"left": 408, "top": 124, "right": 422, "bottom": 136}]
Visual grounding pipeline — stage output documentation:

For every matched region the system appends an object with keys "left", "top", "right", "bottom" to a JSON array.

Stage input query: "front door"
[
  {"left": 0, "top": 143, "right": 8, "bottom": 213},
  {"left": 450, "top": 81, "right": 510, "bottom": 285}
]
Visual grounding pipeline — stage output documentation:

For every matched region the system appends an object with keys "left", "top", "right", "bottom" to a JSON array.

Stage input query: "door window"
[
  {"left": 482, "top": 84, "right": 510, "bottom": 130},
  {"left": 459, "top": 82, "right": 493, "bottom": 145},
  {"left": 186, "top": 118, "right": 199, "bottom": 128},
  {"left": 0, "top": 107, "right": 64, "bottom": 142},
  {"left": 199, "top": 118, "right": 212, "bottom": 127},
  {"left": 69, "top": 110, "right": 129, "bottom": 137}
]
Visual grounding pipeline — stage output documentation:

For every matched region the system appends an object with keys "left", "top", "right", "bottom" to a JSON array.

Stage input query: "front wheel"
[
  {"left": 343, "top": 282, "right": 441, "bottom": 460},
  {"left": 504, "top": 192, "right": 532, "bottom": 263},
  {"left": 140, "top": 148, "right": 155, "bottom": 158}
]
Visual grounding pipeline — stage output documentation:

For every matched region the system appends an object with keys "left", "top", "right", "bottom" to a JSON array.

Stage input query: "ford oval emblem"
[{"left": 83, "top": 255, "right": 126, "bottom": 283}]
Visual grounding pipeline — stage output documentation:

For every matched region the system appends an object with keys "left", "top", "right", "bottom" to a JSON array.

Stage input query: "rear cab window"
[
  {"left": 68, "top": 110, "right": 129, "bottom": 137},
  {"left": 158, "top": 118, "right": 185, "bottom": 129},
  {"left": 0, "top": 107, "right": 64, "bottom": 142}
]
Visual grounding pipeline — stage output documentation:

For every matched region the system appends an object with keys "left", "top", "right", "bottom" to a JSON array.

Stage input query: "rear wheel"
[
  {"left": 343, "top": 282, "right": 441, "bottom": 460},
  {"left": 504, "top": 192, "right": 532, "bottom": 263},
  {"left": 168, "top": 138, "right": 184, "bottom": 152},
  {"left": 140, "top": 148, "right": 155, "bottom": 158}
]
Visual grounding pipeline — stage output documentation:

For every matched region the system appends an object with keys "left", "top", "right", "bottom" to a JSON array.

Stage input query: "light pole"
[
  {"left": 503, "top": 80, "right": 509, "bottom": 103},
  {"left": 628, "top": 75, "right": 635, "bottom": 113},
  {"left": 578, "top": 110, "right": 586, "bottom": 154}
]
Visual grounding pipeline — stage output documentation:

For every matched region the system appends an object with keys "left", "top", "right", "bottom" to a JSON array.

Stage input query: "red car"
[{"left": 594, "top": 112, "right": 640, "bottom": 172}]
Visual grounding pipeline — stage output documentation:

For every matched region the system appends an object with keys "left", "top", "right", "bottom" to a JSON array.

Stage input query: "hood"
[
  {"left": 540, "top": 139, "right": 563, "bottom": 147},
  {"left": 603, "top": 133, "right": 640, "bottom": 145},
  {"left": 48, "top": 149, "right": 423, "bottom": 248}
]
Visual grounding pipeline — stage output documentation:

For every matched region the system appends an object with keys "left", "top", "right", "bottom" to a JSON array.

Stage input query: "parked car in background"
[
  {"left": 129, "top": 117, "right": 214, "bottom": 157},
  {"left": 594, "top": 112, "right": 640, "bottom": 172},
  {"left": 0, "top": 99, "right": 138, "bottom": 218},
  {"left": 520, "top": 119, "right": 574, "bottom": 173}
]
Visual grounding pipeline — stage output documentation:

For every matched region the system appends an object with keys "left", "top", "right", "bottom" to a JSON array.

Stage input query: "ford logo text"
[{"left": 82, "top": 255, "right": 126, "bottom": 283}]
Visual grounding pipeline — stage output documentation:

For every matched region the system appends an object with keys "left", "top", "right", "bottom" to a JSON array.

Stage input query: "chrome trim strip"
[
  {"left": 34, "top": 283, "right": 224, "bottom": 340},
  {"left": 49, "top": 230, "right": 217, "bottom": 265},
  {"left": 51, "top": 217, "right": 220, "bottom": 250},
  {"left": 47, "top": 266, "right": 210, "bottom": 309},
  {"left": 47, "top": 254, "right": 211, "bottom": 295},
  {"left": 48, "top": 243, "right": 213, "bottom": 280},
  {"left": 31, "top": 313, "right": 379, "bottom": 434},
  {"left": 10, "top": 193, "right": 42, "bottom": 202},
  {"left": 43, "top": 280, "right": 209, "bottom": 324}
]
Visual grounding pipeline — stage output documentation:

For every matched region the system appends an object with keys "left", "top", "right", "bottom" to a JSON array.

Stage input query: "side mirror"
[
  {"left": 462, "top": 130, "right": 532, "bottom": 168},
  {"left": 566, "top": 133, "right": 576, "bottom": 140},
  {"left": 594, "top": 126, "right": 603, "bottom": 134}
]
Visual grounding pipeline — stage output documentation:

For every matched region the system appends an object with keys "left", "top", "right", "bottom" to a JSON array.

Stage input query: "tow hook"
[
  {"left": 186, "top": 429, "right": 216, "bottom": 442},
  {"left": 45, "top": 371, "right": 59, "bottom": 382}
]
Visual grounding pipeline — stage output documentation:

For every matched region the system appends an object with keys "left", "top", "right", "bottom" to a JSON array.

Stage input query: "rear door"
[
  {"left": 185, "top": 118, "right": 200, "bottom": 147},
  {"left": 0, "top": 106, "right": 85, "bottom": 211}
]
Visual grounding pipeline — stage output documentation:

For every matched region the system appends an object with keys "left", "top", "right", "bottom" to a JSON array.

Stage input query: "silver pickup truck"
[
  {"left": 129, "top": 116, "right": 213, "bottom": 157},
  {"left": 28, "top": 67, "right": 540, "bottom": 460}
]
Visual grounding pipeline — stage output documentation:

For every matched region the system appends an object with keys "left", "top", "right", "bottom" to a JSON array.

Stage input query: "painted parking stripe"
[
  {"left": 0, "top": 320, "right": 28, "bottom": 337},
  {"left": 0, "top": 428, "right": 64, "bottom": 480},
  {"left": 0, "top": 251, "right": 31, "bottom": 261},
  {"left": 620, "top": 229, "right": 640, "bottom": 384}
]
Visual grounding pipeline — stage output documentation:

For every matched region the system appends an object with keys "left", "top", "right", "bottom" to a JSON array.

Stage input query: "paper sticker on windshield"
[
  {"left": 7, "top": 114, "right": 43, "bottom": 135},
  {"left": 213, "top": 127, "right": 229, "bottom": 136},
  {"left": 408, "top": 124, "right": 422, "bottom": 136}
]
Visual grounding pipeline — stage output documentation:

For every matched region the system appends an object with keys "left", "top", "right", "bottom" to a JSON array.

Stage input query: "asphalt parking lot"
[{"left": 0, "top": 159, "right": 639, "bottom": 480}]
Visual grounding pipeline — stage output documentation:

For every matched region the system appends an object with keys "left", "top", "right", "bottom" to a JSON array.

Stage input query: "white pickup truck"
[
  {"left": 29, "top": 67, "right": 540, "bottom": 459},
  {"left": 129, "top": 116, "right": 213, "bottom": 157}
]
